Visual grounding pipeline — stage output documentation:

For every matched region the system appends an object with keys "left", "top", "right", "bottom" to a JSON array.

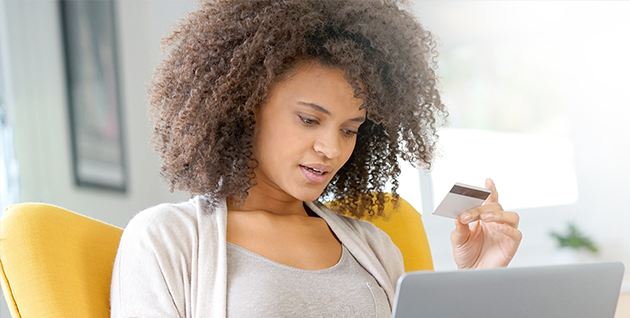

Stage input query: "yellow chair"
[
  {"left": 0, "top": 204, "right": 123, "bottom": 318},
  {"left": 358, "top": 195, "right": 434, "bottom": 272},
  {"left": 0, "top": 198, "right": 432, "bottom": 317}
]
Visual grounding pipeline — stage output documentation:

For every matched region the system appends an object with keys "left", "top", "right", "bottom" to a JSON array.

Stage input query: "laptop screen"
[{"left": 392, "top": 262, "right": 624, "bottom": 318}]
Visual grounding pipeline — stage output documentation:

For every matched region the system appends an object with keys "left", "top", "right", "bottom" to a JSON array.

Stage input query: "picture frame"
[{"left": 59, "top": 0, "right": 127, "bottom": 192}]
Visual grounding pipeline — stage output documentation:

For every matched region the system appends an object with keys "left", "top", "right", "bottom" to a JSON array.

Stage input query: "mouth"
[
  {"left": 299, "top": 164, "right": 332, "bottom": 184},
  {"left": 302, "top": 166, "right": 326, "bottom": 175}
]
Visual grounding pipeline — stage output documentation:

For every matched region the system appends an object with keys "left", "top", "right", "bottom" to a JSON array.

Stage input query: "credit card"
[{"left": 433, "top": 182, "right": 492, "bottom": 219}]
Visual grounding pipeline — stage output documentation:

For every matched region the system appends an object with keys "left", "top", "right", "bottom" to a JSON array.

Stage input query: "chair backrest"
[
  {"left": 0, "top": 203, "right": 123, "bottom": 318},
  {"left": 328, "top": 194, "right": 434, "bottom": 272},
  {"left": 0, "top": 196, "right": 432, "bottom": 317},
  {"left": 362, "top": 195, "right": 433, "bottom": 272}
]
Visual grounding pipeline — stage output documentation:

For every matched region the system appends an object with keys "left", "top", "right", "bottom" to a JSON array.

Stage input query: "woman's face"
[{"left": 253, "top": 62, "right": 366, "bottom": 202}]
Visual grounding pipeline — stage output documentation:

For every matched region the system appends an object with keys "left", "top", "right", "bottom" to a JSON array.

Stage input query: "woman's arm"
[{"left": 110, "top": 208, "right": 192, "bottom": 318}]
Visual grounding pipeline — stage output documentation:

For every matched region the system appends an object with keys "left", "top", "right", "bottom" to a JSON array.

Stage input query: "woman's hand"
[{"left": 450, "top": 178, "right": 522, "bottom": 269}]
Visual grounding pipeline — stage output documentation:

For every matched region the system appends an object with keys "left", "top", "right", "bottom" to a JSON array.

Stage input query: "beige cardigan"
[{"left": 110, "top": 196, "right": 404, "bottom": 318}]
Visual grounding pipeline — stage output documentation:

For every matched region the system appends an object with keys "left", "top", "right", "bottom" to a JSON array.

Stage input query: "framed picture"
[{"left": 60, "top": 0, "right": 127, "bottom": 192}]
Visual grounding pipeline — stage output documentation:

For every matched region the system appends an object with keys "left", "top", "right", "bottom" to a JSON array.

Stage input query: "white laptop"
[{"left": 392, "top": 262, "right": 624, "bottom": 318}]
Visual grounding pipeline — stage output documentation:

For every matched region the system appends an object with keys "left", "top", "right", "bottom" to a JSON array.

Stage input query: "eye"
[
  {"left": 299, "top": 115, "right": 318, "bottom": 126},
  {"left": 341, "top": 129, "right": 359, "bottom": 138}
]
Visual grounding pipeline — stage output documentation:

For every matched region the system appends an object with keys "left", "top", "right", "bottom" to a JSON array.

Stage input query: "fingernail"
[
  {"left": 460, "top": 212, "right": 472, "bottom": 223},
  {"left": 481, "top": 213, "right": 494, "bottom": 221}
]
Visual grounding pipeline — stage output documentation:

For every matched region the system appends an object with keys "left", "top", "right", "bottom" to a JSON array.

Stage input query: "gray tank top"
[{"left": 226, "top": 243, "right": 391, "bottom": 318}]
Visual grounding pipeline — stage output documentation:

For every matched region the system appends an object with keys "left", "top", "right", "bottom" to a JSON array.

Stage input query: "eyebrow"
[{"left": 297, "top": 102, "right": 366, "bottom": 123}]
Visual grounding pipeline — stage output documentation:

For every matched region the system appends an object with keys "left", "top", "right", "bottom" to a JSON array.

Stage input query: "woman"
[{"left": 110, "top": 0, "right": 522, "bottom": 317}]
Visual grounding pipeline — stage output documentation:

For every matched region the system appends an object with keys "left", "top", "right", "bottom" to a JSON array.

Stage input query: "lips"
[
  {"left": 304, "top": 166, "right": 325, "bottom": 175},
  {"left": 300, "top": 164, "right": 333, "bottom": 184}
]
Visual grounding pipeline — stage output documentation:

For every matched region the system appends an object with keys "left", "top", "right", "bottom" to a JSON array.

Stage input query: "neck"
[{"left": 227, "top": 183, "right": 309, "bottom": 217}]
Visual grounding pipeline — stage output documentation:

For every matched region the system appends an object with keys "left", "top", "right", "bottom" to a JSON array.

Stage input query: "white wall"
[
  {"left": 1, "top": 0, "right": 197, "bottom": 228},
  {"left": 0, "top": 0, "right": 197, "bottom": 314}
]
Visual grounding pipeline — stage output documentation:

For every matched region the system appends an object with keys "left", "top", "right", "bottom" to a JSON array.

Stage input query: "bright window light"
[
  {"left": 411, "top": 1, "right": 590, "bottom": 211},
  {"left": 431, "top": 129, "right": 578, "bottom": 210}
]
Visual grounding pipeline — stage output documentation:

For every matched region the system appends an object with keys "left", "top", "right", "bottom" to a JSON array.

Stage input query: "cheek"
[
  {"left": 259, "top": 121, "right": 307, "bottom": 160},
  {"left": 339, "top": 139, "right": 357, "bottom": 164}
]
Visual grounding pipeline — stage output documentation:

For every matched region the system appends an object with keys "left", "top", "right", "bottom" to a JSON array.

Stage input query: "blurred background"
[{"left": 1, "top": 0, "right": 630, "bottom": 315}]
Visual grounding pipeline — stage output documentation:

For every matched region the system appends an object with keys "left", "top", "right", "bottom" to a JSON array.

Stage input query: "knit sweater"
[{"left": 110, "top": 196, "right": 405, "bottom": 318}]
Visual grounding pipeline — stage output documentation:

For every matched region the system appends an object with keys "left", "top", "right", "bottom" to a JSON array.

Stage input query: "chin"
[
  {"left": 292, "top": 188, "right": 326, "bottom": 203},
  {"left": 295, "top": 194, "right": 321, "bottom": 203}
]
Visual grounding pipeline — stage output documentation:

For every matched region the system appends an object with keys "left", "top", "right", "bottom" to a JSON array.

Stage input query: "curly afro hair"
[{"left": 149, "top": 0, "right": 447, "bottom": 219}]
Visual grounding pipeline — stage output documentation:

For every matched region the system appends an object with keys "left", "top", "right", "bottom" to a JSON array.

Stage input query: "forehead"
[{"left": 269, "top": 62, "right": 365, "bottom": 114}]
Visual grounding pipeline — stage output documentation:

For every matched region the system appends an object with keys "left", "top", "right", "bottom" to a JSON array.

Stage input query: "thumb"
[
  {"left": 450, "top": 219, "right": 471, "bottom": 246},
  {"left": 485, "top": 178, "right": 498, "bottom": 204}
]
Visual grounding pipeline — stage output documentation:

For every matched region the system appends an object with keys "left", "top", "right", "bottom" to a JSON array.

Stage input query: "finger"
[
  {"left": 480, "top": 210, "right": 520, "bottom": 228},
  {"left": 459, "top": 202, "right": 504, "bottom": 224},
  {"left": 450, "top": 219, "right": 471, "bottom": 246},
  {"left": 484, "top": 178, "right": 498, "bottom": 204},
  {"left": 495, "top": 222, "right": 523, "bottom": 244}
]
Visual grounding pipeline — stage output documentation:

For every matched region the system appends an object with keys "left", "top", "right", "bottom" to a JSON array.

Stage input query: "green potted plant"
[{"left": 550, "top": 223, "right": 599, "bottom": 263}]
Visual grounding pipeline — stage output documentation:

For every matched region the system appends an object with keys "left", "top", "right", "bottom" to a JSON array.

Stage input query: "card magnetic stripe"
[{"left": 450, "top": 185, "right": 491, "bottom": 200}]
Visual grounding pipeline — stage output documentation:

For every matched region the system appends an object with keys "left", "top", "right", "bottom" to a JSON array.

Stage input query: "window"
[
  {"left": 0, "top": 11, "right": 19, "bottom": 212},
  {"left": 0, "top": 107, "right": 19, "bottom": 212},
  {"left": 411, "top": 1, "right": 582, "bottom": 211}
]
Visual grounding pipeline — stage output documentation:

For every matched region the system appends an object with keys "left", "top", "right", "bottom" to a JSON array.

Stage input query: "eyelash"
[
  {"left": 298, "top": 115, "right": 358, "bottom": 138},
  {"left": 342, "top": 129, "right": 359, "bottom": 137},
  {"left": 299, "top": 115, "right": 318, "bottom": 126}
]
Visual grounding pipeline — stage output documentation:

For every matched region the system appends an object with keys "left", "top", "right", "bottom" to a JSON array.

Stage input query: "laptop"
[{"left": 391, "top": 262, "right": 625, "bottom": 318}]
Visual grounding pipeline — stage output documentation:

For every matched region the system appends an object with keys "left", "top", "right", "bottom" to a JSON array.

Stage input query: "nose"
[{"left": 313, "top": 131, "right": 341, "bottom": 159}]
